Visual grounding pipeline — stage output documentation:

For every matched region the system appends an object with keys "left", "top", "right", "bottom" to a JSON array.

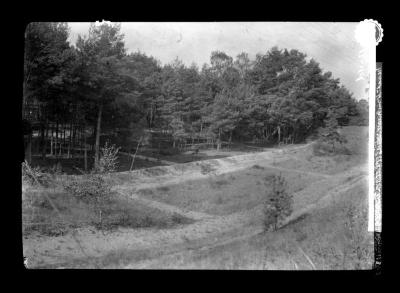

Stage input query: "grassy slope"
[
  {"left": 23, "top": 187, "right": 194, "bottom": 237},
  {"left": 131, "top": 180, "right": 372, "bottom": 270},
  {"left": 122, "top": 126, "right": 372, "bottom": 269},
  {"left": 136, "top": 166, "right": 323, "bottom": 216},
  {"left": 273, "top": 126, "right": 369, "bottom": 175}
]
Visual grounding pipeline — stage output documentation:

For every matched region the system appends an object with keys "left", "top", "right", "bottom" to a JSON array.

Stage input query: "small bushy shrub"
[
  {"left": 156, "top": 186, "right": 170, "bottom": 192},
  {"left": 63, "top": 174, "right": 112, "bottom": 227},
  {"left": 200, "top": 163, "right": 217, "bottom": 175},
  {"left": 315, "top": 114, "right": 349, "bottom": 156},
  {"left": 263, "top": 174, "right": 293, "bottom": 232},
  {"left": 171, "top": 212, "right": 193, "bottom": 225},
  {"left": 94, "top": 141, "right": 120, "bottom": 174},
  {"left": 313, "top": 139, "right": 351, "bottom": 156},
  {"left": 22, "top": 161, "right": 52, "bottom": 187},
  {"left": 63, "top": 175, "right": 111, "bottom": 204},
  {"left": 252, "top": 164, "right": 265, "bottom": 170}
]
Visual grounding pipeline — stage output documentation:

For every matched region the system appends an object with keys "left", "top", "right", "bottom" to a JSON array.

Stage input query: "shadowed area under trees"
[{"left": 22, "top": 22, "right": 368, "bottom": 171}]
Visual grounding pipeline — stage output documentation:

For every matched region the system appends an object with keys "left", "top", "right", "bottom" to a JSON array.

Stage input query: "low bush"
[
  {"left": 170, "top": 212, "right": 194, "bottom": 225},
  {"left": 263, "top": 174, "right": 293, "bottom": 232},
  {"left": 22, "top": 161, "right": 52, "bottom": 187},
  {"left": 200, "top": 163, "right": 217, "bottom": 175},
  {"left": 156, "top": 186, "right": 170, "bottom": 192},
  {"left": 94, "top": 141, "right": 121, "bottom": 174},
  {"left": 63, "top": 175, "right": 111, "bottom": 204},
  {"left": 312, "top": 139, "right": 352, "bottom": 156},
  {"left": 63, "top": 174, "right": 112, "bottom": 228},
  {"left": 251, "top": 164, "right": 265, "bottom": 170}
]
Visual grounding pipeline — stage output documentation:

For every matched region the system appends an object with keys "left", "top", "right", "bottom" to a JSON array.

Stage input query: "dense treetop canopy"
[{"left": 23, "top": 22, "right": 367, "bottom": 151}]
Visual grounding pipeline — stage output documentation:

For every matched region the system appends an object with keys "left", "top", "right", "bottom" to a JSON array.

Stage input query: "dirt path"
[
  {"left": 111, "top": 142, "right": 328, "bottom": 194},
  {"left": 115, "top": 188, "right": 214, "bottom": 221},
  {"left": 279, "top": 174, "right": 367, "bottom": 228},
  {"left": 257, "top": 164, "right": 332, "bottom": 179}
]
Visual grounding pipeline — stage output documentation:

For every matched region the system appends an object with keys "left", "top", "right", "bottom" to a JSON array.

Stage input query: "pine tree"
[
  {"left": 75, "top": 22, "right": 127, "bottom": 167},
  {"left": 264, "top": 174, "right": 293, "bottom": 231},
  {"left": 320, "top": 110, "right": 347, "bottom": 152}
]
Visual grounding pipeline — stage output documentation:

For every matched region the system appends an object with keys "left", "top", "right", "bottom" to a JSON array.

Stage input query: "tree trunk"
[
  {"left": 59, "top": 124, "right": 63, "bottom": 156},
  {"left": 277, "top": 125, "right": 281, "bottom": 144},
  {"left": 80, "top": 127, "right": 83, "bottom": 155},
  {"left": 62, "top": 124, "right": 66, "bottom": 156},
  {"left": 72, "top": 123, "right": 76, "bottom": 158},
  {"left": 92, "top": 124, "right": 97, "bottom": 153},
  {"left": 84, "top": 126, "right": 88, "bottom": 171},
  {"left": 293, "top": 128, "right": 297, "bottom": 144},
  {"left": 78, "top": 127, "right": 81, "bottom": 155},
  {"left": 68, "top": 121, "right": 72, "bottom": 158},
  {"left": 41, "top": 121, "right": 46, "bottom": 159},
  {"left": 50, "top": 124, "right": 53, "bottom": 156},
  {"left": 217, "top": 128, "right": 221, "bottom": 151},
  {"left": 229, "top": 130, "right": 233, "bottom": 150},
  {"left": 55, "top": 121, "right": 59, "bottom": 157},
  {"left": 130, "top": 136, "right": 143, "bottom": 171},
  {"left": 94, "top": 104, "right": 103, "bottom": 168},
  {"left": 150, "top": 103, "right": 155, "bottom": 129}
]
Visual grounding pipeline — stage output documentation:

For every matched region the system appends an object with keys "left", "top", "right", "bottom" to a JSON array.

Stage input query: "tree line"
[{"left": 23, "top": 22, "right": 368, "bottom": 165}]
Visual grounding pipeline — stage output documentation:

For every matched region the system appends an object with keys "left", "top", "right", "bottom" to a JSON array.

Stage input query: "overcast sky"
[{"left": 68, "top": 22, "right": 369, "bottom": 100}]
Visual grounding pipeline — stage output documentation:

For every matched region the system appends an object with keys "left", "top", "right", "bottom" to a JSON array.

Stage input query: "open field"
[
  {"left": 135, "top": 167, "right": 324, "bottom": 216},
  {"left": 22, "top": 126, "right": 372, "bottom": 269}
]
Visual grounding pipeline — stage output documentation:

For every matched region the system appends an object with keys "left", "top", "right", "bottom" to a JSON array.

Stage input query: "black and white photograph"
[{"left": 21, "top": 21, "right": 381, "bottom": 270}]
